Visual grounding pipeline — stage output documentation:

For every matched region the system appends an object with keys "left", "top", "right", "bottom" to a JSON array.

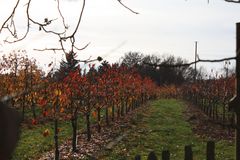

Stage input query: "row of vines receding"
[
  {"left": 0, "top": 51, "right": 160, "bottom": 159},
  {"left": 158, "top": 72, "right": 236, "bottom": 130}
]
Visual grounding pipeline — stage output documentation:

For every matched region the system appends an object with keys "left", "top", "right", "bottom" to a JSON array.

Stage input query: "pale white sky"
[{"left": 0, "top": 0, "right": 239, "bottom": 72}]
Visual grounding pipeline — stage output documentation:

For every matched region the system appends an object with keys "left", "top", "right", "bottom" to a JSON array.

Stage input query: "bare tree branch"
[
  {"left": 33, "top": 42, "right": 90, "bottom": 53},
  {"left": 143, "top": 56, "right": 236, "bottom": 68},
  {"left": 59, "top": 38, "right": 68, "bottom": 54},
  {"left": 29, "top": 17, "right": 65, "bottom": 35},
  {"left": 0, "top": 0, "right": 138, "bottom": 55},
  {"left": 224, "top": 0, "right": 240, "bottom": 3}
]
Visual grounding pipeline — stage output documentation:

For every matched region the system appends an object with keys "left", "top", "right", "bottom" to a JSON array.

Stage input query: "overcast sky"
[{"left": 0, "top": 0, "right": 239, "bottom": 72}]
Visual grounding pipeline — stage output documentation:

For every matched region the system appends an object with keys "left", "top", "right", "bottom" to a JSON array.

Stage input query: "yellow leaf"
[
  {"left": 43, "top": 129, "right": 50, "bottom": 137},
  {"left": 109, "top": 107, "right": 112, "bottom": 114},
  {"left": 54, "top": 89, "right": 61, "bottom": 96}
]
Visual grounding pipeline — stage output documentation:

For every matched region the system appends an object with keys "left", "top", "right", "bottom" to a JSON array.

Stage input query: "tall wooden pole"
[
  {"left": 228, "top": 22, "right": 240, "bottom": 160},
  {"left": 236, "top": 22, "right": 240, "bottom": 160},
  {"left": 194, "top": 41, "right": 198, "bottom": 82}
]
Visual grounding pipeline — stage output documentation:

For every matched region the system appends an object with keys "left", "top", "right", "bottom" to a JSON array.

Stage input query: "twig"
[
  {"left": 3, "top": 26, "right": 15, "bottom": 37},
  {"left": 29, "top": 18, "right": 65, "bottom": 35},
  {"left": 56, "top": 0, "right": 68, "bottom": 30},
  {"left": 62, "top": 0, "right": 86, "bottom": 40},
  {"left": 77, "top": 56, "right": 102, "bottom": 64},
  {"left": 4, "top": 0, "right": 32, "bottom": 44},
  {"left": 0, "top": 0, "right": 20, "bottom": 33},
  {"left": 34, "top": 48, "right": 63, "bottom": 53},
  {"left": 73, "top": 42, "right": 90, "bottom": 51},
  {"left": 117, "top": 0, "right": 139, "bottom": 14}
]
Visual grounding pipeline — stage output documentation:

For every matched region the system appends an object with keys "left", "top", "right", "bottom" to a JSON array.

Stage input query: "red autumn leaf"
[
  {"left": 38, "top": 99, "right": 47, "bottom": 106},
  {"left": 43, "top": 110, "right": 48, "bottom": 117},
  {"left": 31, "top": 119, "right": 37, "bottom": 125},
  {"left": 92, "top": 111, "right": 97, "bottom": 119}
]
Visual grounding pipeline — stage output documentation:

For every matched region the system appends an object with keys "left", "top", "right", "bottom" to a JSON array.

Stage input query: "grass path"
[
  {"left": 99, "top": 99, "right": 235, "bottom": 160},
  {"left": 12, "top": 99, "right": 235, "bottom": 159}
]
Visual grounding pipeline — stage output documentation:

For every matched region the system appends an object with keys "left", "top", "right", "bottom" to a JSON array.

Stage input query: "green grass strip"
[
  {"left": 12, "top": 117, "right": 85, "bottom": 160},
  {"left": 100, "top": 99, "right": 235, "bottom": 160}
]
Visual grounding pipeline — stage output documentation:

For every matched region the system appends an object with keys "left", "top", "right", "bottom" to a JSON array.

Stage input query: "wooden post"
[
  {"left": 147, "top": 151, "right": 158, "bottom": 160},
  {"left": 162, "top": 150, "right": 170, "bottom": 160},
  {"left": 135, "top": 155, "right": 141, "bottom": 160},
  {"left": 206, "top": 141, "right": 215, "bottom": 160},
  {"left": 236, "top": 22, "right": 240, "bottom": 160},
  {"left": 184, "top": 145, "right": 193, "bottom": 160},
  {"left": 54, "top": 118, "right": 59, "bottom": 160},
  {"left": 86, "top": 113, "right": 91, "bottom": 141},
  {"left": 105, "top": 106, "right": 109, "bottom": 126},
  {"left": 97, "top": 108, "right": 101, "bottom": 133},
  {"left": 0, "top": 102, "right": 21, "bottom": 160},
  {"left": 229, "top": 22, "right": 240, "bottom": 160}
]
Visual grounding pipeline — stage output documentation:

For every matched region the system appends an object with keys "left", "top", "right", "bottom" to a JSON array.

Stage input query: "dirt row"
[
  {"left": 183, "top": 101, "right": 235, "bottom": 142},
  {"left": 38, "top": 104, "right": 148, "bottom": 160}
]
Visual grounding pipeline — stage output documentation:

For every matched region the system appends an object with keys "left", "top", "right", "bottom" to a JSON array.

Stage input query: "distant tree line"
[
  {"left": 55, "top": 51, "right": 233, "bottom": 86},
  {"left": 120, "top": 52, "right": 202, "bottom": 86},
  {"left": 54, "top": 51, "right": 205, "bottom": 86}
]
